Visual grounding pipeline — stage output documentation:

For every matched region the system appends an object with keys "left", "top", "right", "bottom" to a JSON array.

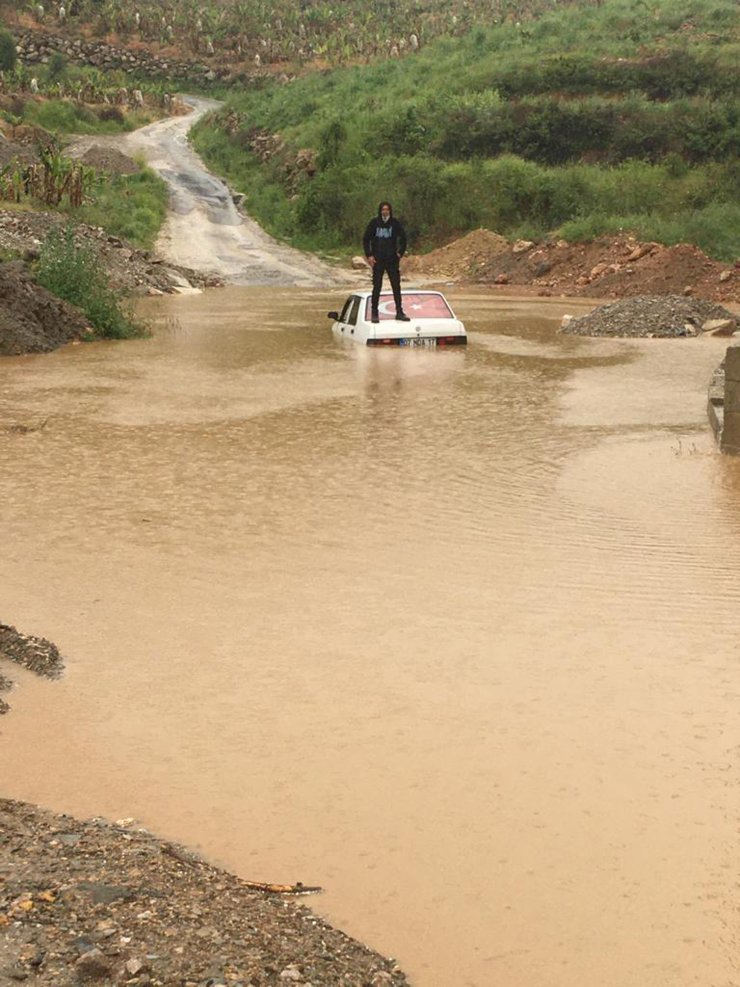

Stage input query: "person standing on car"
[{"left": 363, "top": 201, "right": 410, "bottom": 323}]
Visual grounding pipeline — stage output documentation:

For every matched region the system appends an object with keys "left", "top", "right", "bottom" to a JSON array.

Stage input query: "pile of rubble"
[
  {"left": 560, "top": 295, "right": 737, "bottom": 338},
  {"left": 399, "top": 230, "right": 738, "bottom": 303}
]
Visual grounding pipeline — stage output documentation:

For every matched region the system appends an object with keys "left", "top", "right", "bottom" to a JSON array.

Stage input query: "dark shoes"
[
  {"left": 396, "top": 312, "right": 411, "bottom": 322},
  {"left": 371, "top": 313, "right": 380, "bottom": 324}
]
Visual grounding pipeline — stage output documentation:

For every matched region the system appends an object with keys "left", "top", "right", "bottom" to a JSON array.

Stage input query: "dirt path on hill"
[{"left": 69, "top": 97, "right": 339, "bottom": 288}]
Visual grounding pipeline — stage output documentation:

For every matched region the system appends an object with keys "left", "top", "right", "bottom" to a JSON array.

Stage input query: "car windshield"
[{"left": 364, "top": 293, "right": 454, "bottom": 321}]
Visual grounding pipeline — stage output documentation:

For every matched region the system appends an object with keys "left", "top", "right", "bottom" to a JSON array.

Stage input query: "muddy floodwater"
[{"left": 1, "top": 289, "right": 739, "bottom": 987}]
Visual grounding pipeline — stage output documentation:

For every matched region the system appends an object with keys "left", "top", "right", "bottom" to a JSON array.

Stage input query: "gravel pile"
[
  {"left": 77, "top": 146, "right": 140, "bottom": 176},
  {"left": 0, "top": 800, "right": 410, "bottom": 987},
  {"left": 560, "top": 295, "right": 737, "bottom": 338},
  {"left": 0, "top": 620, "right": 65, "bottom": 713}
]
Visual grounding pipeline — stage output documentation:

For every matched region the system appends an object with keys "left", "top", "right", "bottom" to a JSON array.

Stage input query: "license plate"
[{"left": 401, "top": 337, "right": 436, "bottom": 347}]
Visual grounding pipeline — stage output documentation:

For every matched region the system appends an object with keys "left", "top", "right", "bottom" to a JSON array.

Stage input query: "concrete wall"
[{"left": 720, "top": 344, "right": 740, "bottom": 454}]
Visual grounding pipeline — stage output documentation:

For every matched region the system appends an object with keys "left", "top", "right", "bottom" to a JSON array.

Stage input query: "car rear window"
[{"left": 364, "top": 293, "right": 454, "bottom": 321}]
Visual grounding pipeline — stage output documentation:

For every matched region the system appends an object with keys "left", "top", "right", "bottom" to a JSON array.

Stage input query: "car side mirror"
[{"left": 327, "top": 311, "right": 339, "bottom": 320}]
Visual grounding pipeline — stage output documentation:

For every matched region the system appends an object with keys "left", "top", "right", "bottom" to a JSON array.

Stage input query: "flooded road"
[{"left": 1, "top": 290, "right": 738, "bottom": 987}]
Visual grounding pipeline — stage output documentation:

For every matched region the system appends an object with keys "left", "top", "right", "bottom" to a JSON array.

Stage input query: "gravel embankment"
[
  {"left": 560, "top": 295, "right": 737, "bottom": 338},
  {"left": 0, "top": 800, "right": 409, "bottom": 987},
  {"left": 0, "top": 212, "right": 223, "bottom": 296}
]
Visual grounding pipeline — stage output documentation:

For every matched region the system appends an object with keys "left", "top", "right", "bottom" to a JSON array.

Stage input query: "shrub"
[
  {"left": 46, "top": 52, "right": 67, "bottom": 83},
  {"left": 0, "top": 29, "right": 16, "bottom": 73},
  {"left": 36, "top": 226, "right": 145, "bottom": 339},
  {"left": 73, "top": 168, "right": 169, "bottom": 250}
]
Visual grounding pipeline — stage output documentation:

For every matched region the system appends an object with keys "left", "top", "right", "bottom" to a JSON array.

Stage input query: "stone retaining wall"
[
  {"left": 708, "top": 343, "right": 740, "bottom": 454},
  {"left": 14, "top": 28, "right": 223, "bottom": 83}
]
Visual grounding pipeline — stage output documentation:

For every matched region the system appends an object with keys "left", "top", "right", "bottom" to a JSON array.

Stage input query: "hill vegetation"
[
  {"left": 191, "top": 0, "right": 739, "bottom": 260},
  {"left": 4, "top": 0, "right": 592, "bottom": 69}
]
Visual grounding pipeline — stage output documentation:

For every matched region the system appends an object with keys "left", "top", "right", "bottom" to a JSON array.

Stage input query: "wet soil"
[
  {"left": 0, "top": 799, "right": 408, "bottom": 987},
  {"left": 404, "top": 231, "right": 738, "bottom": 303},
  {"left": 0, "top": 261, "right": 91, "bottom": 356}
]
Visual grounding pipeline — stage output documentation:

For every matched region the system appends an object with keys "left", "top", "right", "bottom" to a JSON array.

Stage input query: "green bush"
[
  {"left": 36, "top": 227, "right": 145, "bottom": 340},
  {"left": 73, "top": 168, "right": 169, "bottom": 250},
  {"left": 0, "top": 29, "right": 16, "bottom": 73}
]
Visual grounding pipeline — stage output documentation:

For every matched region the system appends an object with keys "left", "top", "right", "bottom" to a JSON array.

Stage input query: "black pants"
[{"left": 371, "top": 258, "right": 403, "bottom": 316}]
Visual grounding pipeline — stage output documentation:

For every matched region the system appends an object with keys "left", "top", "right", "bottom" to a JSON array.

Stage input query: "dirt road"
[{"left": 72, "top": 97, "right": 338, "bottom": 287}]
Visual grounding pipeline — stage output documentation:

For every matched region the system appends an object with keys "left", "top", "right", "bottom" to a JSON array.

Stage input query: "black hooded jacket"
[{"left": 363, "top": 203, "right": 407, "bottom": 263}]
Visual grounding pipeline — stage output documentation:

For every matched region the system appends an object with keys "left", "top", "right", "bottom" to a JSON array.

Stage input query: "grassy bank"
[
  {"left": 74, "top": 167, "right": 169, "bottom": 250},
  {"left": 19, "top": 98, "right": 153, "bottom": 135},
  {"left": 37, "top": 226, "right": 146, "bottom": 339},
  {"left": 191, "top": 0, "right": 739, "bottom": 260}
]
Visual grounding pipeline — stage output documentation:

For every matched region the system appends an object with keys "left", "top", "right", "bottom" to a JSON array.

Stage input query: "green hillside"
[{"left": 192, "top": 0, "right": 740, "bottom": 260}]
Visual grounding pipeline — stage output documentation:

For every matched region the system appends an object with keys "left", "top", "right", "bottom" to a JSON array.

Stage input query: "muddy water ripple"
[{"left": 1, "top": 289, "right": 738, "bottom": 987}]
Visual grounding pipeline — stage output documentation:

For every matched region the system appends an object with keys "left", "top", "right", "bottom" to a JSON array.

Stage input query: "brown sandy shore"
[{"left": 0, "top": 799, "right": 410, "bottom": 987}]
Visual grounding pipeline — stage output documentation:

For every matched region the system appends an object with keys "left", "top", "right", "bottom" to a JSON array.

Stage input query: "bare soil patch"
[
  {"left": 403, "top": 231, "right": 738, "bottom": 304},
  {"left": 0, "top": 261, "right": 91, "bottom": 356},
  {"left": 0, "top": 799, "right": 409, "bottom": 986},
  {"left": 402, "top": 228, "right": 510, "bottom": 281},
  {"left": 77, "top": 145, "right": 140, "bottom": 176}
]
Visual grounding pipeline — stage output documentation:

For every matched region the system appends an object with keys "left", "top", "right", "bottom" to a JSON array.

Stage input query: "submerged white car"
[{"left": 327, "top": 290, "right": 467, "bottom": 347}]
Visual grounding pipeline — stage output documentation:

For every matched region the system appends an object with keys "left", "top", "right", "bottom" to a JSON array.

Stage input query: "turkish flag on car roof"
[{"left": 366, "top": 293, "right": 454, "bottom": 321}]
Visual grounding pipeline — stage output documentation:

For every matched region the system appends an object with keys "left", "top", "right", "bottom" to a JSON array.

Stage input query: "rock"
[
  {"left": 75, "top": 948, "right": 111, "bottom": 981},
  {"left": 625, "top": 243, "right": 656, "bottom": 262},
  {"left": 683, "top": 285, "right": 694, "bottom": 295},
  {"left": 512, "top": 239, "right": 534, "bottom": 254},
  {"left": 719, "top": 270, "right": 733, "bottom": 282},
  {"left": 1, "top": 967, "right": 29, "bottom": 982},
  {"left": 351, "top": 256, "right": 369, "bottom": 270},
  {"left": 560, "top": 314, "right": 574, "bottom": 328},
  {"left": 589, "top": 262, "right": 609, "bottom": 279},
  {"left": 280, "top": 967, "right": 304, "bottom": 982},
  {"left": 494, "top": 273, "right": 509, "bottom": 284},
  {"left": 125, "top": 958, "right": 145, "bottom": 975},
  {"left": 703, "top": 318, "right": 736, "bottom": 336}
]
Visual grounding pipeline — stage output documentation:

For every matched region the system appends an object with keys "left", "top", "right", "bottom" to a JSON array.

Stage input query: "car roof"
[{"left": 348, "top": 290, "right": 447, "bottom": 299}]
